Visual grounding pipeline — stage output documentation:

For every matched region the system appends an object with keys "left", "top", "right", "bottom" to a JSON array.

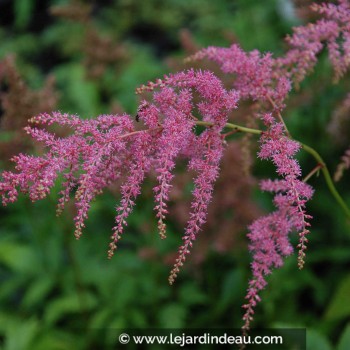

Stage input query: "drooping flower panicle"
[
  {"left": 0, "top": 70, "right": 239, "bottom": 282},
  {"left": 242, "top": 114, "right": 313, "bottom": 331}
]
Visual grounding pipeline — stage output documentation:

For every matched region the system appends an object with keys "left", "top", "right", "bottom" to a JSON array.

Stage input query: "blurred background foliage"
[{"left": 0, "top": 0, "right": 350, "bottom": 349}]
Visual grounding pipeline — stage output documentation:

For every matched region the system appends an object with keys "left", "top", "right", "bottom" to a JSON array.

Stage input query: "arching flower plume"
[
  {"left": 187, "top": 43, "right": 290, "bottom": 110},
  {"left": 188, "top": 0, "right": 350, "bottom": 104},
  {"left": 183, "top": 1, "right": 350, "bottom": 329},
  {"left": 168, "top": 126, "right": 224, "bottom": 284},
  {"left": 280, "top": 0, "right": 350, "bottom": 83},
  {"left": 0, "top": 69, "right": 239, "bottom": 280},
  {"left": 242, "top": 114, "right": 313, "bottom": 331},
  {"left": 136, "top": 69, "right": 239, "bottom": 250}
]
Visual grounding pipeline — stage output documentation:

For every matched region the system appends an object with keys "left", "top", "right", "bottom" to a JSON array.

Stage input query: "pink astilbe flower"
[
  {"left": 188, "top": 44, "right": 290, "bottom": 109},
  {"left": 278, "top": 0, "right": 350, "bottom": 83},
  {"left": 69, "top": 114, "right": 135, "bottom": 238},
  {"left": 169, "top": 128, "right": 224, "bottom": 284},
  {"left": 137, "top": 69, "right": 239, "bottom": 247},
  {"left": 108, "top": 131, "right": 154, "bottom": 258},
  {"left": 189, "top": 0, "right": 350, "bottom": 104},
  {"left": 138, "top": 70, "right": 239, "bottom": 281},
  {"left": 0, "top": 69, "right": 239, "bottom": 274},
  {"left": 242, "top": 114, "right": 313, "bottom": 331},
  {"left": 152, "top": 88, "right": 195, "bottom": 239}
]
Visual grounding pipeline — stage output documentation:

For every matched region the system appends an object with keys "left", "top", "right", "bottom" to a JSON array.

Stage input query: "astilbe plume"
[
  {"left": 0, "top": 69, "right": 239, "bottom": 279},
  {"left": 168, "top": 128, "right": 224, "bottom": 284},
  {"left": 1, "top": 0, "right": 350, "bottom": 333},
  {"left": 278, "top": 0, "right": 350, "bottom": 84},
  {"left": 185, "top": 0, "right": 350, "bottom": 329},
  {"left": 189, "top": 0, "right": 350, "bottom": 98},
  {"left": 187, "top": 43, "right": 291, "bottom": 109},
  {"left": 242, "top": 114, "right": 313, "bottom": 331}
]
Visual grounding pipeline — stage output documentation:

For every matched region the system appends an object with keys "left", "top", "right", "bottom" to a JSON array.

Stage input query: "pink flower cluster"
[
  {"left": 278, "top": 0, "right": 350, "bottom": 84},
  {"left": 190, "top": 0, "right": 350, "bottom": 96},
  {"left": 242, "top": 114, "right": 313, "bottom": 331},
  {"left": 183, "top": 1, "right": 350, "bottom": 328},
  {"left": 0, "top": 69, "right": 239, "bottom": 278},
  {"left": 188, "top": 44, "right": 290, "bottom": 110}
]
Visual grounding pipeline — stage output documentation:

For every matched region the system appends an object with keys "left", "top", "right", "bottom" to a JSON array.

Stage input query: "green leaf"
[
  {"left": 0, "top": 242, "right": 40, "bottom": 273},
  {"left": 22, "top": 277, "right": 54, "bottom": 309},
  {"left": 89, "top": 309, "right": 114, "bottom": 329},
  {"left": 0, "top": 275, "right": 28, "bottom": 300},
  {"left": 307, "top": 329, "right": 333, "bottom": 350},
  {"left": 14, "top": 0, "right": 34, "bottom": 30},
  {"left": 128, "top": 309, "right": 148, "bottom": 328},
  {"left": 337, "top": 323, "right": 350, "bottom": 350},
  {"left": 0, "top": 313, "right": 17, "bottom": 331},
  {"left": 44, "top": 293, "right": 98, "bottom": 325},
  {"left": 325, "top": 274, "right": 350, "bottom": 321},
  {"left": 54, "top": 64, "right": 100, "bottom": 117},
  {"left": 218, "top": 269, "right": 243, "bottom": 309},
  {"left": 4, "top": 317, "right": 39, "bottom": 350},
  {"left": 179, "top": 283, "right": 208, "bottom": 305},
  {"left": 158, "top": 303, "right": 187, "bottom": 328},
  {"left": 29, "top": 330, "right": 82, "bottom": 350}
]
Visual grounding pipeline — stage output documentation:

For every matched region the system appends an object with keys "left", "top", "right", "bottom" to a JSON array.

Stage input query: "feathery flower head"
[
  {"left": 0, "top": 70, "right": 239, "bottom": 273},
  {"left": 242, "top": 114, "right": 313, "bottom": 331}
]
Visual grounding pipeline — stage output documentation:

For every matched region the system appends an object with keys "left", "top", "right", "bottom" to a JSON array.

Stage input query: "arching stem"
[{"left": 194, "top": 120, "right": 350, "bottom": 220}]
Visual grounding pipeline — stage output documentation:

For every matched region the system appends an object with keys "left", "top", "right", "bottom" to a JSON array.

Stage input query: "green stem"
[
  {"left": 301, "top": 143, "right": 350, "bottom": 219},
  {"left": 194, "top": 120, "right": 350, "bottom": 220},
  {"left": 195, "top": 120, "right": 262, "bottom": 135}
]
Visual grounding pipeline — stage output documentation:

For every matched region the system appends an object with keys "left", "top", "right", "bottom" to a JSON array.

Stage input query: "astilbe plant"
[{"left": 1, "top": 0, "right": 350, "bottom": 331}]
